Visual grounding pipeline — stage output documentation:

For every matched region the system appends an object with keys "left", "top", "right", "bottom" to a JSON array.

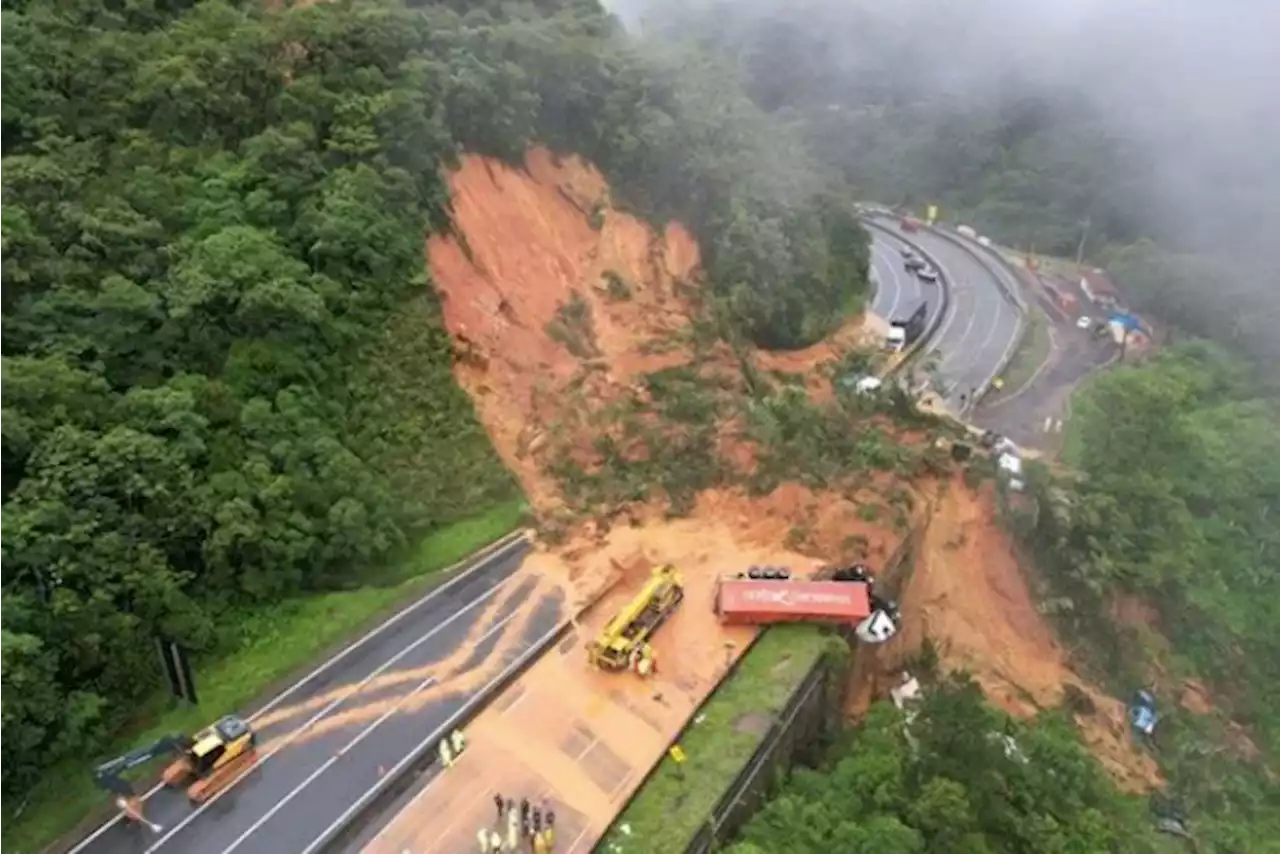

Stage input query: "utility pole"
[{"left": 1074, "top": 217, "right": 1092, "bottom": 268}]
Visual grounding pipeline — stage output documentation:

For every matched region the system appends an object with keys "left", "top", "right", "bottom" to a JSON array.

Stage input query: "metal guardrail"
[
  {"left": 683, "top": 659, "right": 831, "bottom": 854},
  {"left": 313, "top": 618, "right": 570, "bottom": 853},
  {"left": 931, "top": 225, "right": 1028, "bottom": 312},
  {"left": 920, "top": 224, "right": 1028, "bottom": 414},
  {"left": 860, "top": 217, "right": 954, "bottom": 379},
  {"left": 594, "top": 631, "right": 768, "bottom": 850}
]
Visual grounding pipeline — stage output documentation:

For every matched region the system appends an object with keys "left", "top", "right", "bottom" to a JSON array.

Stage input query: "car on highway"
[
  {"left": 917, "top": 266, "right": 939, "bottom": 284},
  {"left": 904, "top": 254, "right": 926, "bottom": 272},
  {"left": 1077, "top": 315, "right": 1093, "bottom": 330},
  {"left": 899, "top": 245, "right": 916, "bottom": 257}
]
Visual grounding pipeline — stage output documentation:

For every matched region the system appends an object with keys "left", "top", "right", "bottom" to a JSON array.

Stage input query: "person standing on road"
[
  {"left": 440, "top": 738, "right": 454, "bottom": 769},
  {"left": 508, "top": 800, "right": 521, "bottom": 850},
  {"left": 494, "top": 794, "right": 505, "bottom": 823}
]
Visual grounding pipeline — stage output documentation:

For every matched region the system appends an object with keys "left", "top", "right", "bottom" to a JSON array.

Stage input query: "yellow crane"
[{"left": 588, "top": 564, "right": 684, "bottom": 672}]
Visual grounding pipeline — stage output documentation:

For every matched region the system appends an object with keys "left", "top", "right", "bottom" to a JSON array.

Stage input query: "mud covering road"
[{"left": 67, "top": 540, "right": 567, "bottom": 854}]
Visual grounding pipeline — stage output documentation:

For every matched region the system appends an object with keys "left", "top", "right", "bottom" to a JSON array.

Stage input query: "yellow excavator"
[
  {"left": 589, "top": 564, "right": 684, "bottom": 672},
  {"left": 93, "top": 715, "right": 258, "bottom": 820}
]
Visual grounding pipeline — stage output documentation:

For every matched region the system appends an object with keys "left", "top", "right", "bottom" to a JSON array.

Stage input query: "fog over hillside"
[{"left": 603, "top": 0, "right": 1280, "bottom": 259}]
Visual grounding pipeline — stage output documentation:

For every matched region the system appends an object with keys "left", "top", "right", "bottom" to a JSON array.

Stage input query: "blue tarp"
[{"left": 1108, "top": 311, "right": 1146, "bottom": 334}]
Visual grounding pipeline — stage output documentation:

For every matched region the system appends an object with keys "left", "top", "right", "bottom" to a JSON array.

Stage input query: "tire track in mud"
[
  {"left": 253, "top": 571, "right": 543, "bottom": 736},
  {"left": 274, "top": 572, "right": 568, "bottom": 749}
]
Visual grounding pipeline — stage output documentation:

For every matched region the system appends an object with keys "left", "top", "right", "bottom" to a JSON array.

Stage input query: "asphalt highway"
[
  {"left": 69, "top": 536, "right": 564, "bottom": 854},
  {"left": 869, "top": 220, "right": 1023, "bottom": 410},
  {"left": 868, "top": 228, "right": 945, "bottom": 353}
]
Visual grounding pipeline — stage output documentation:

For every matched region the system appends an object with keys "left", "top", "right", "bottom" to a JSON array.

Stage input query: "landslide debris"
[
  {"left": 877, "top": 475, "right": 1164, "bottom": 792},
  {"left": 422, "top": 146, "right": 1164, "bottom": 794},
  {"left": 426, "top": 147, "right": 931, "bottom": 541}
]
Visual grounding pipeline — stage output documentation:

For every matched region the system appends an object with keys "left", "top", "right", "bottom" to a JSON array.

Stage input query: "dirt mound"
[
  {"left": 754, "top": 316, "right": 882, "bottom": 403},
  {"left": 424, "top": 149, "right": 1168, "bottom": 799},
  {"left": 879, "top": 477, "right": 1163, "bottom": 792},
  {"left": 428, "top": 148, "right": 702, "bottom": 510}
]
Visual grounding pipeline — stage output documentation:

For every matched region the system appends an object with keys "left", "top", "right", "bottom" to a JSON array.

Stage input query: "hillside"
[
  {"left": 8, "top": 0, "right": 1276, "bottom": 852},
  {"left": 0, "top": 0, "right": 871, "bottom": 845},
  {"left": 426, "top": 147, "right": 915, "bottom": 561}
]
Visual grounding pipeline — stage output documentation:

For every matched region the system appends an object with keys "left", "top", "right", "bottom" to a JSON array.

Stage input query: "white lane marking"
[
  {"left": 949, "top": 275, "right": 1004, "bottom": 377},
  {"left": 304, "top": 620, "right": 566, "bottom": 854},
  {"left": 418, "top": 782, "right": 496, "bottom": 853},
  {"left": 918, "top": 242, "right": 964, "bottom": 361},
  {"left": 870, "top": 241, "right": 905, "bottom": 319},
  {"left": 564, "top": 823, "right": 592, "bottom": 854},
  {"left": 215, "top": 608, "right": 523, "bottom": 854},
  {"left": 141, "top": 576, "right": 521, "bottom": 853},
  {"left": 68, "top": 533, "right": 528, "bottom": 854},
  {"left": 977, "top": 293, "right": 1025, "bottom": 401},
  {"left": 982, "top": 323, "right": 1057, "bottom": 411}
]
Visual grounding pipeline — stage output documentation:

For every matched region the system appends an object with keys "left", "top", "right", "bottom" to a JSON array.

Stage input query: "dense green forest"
[
  {"left": 1010, "top": 343, "right": 1280, "bottom": 851},
  {"left": 623, "top": 3, "right": 1280, "bottom": 850},
  {"left": 0, "top": 0, "right": 868, "bottom": 822},
  {"left": 727, "top": 674, "right": 1167, "bottom": 854},
  {"left": 632, "top": 0, "right": 1280, "bottom": 369}
]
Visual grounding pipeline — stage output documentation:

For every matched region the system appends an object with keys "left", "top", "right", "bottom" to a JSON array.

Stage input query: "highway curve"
[
  {"left": 867, "top": 229, "right": 945, "bottom": 348},
  {"left": 67, "top": 537, "right": 564, "bottom": 854},
  {"left": 870, "top": 220, "right": 1022, "bottom": 410},
  {"left": 907, "top": 228, "right": 1022, "bottom": 409}
]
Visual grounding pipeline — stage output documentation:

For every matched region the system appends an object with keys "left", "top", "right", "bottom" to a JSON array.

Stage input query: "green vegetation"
[
  {"left": 632, "top": 8, "right": 1280, "bottom": 849},
  {"left": 724, "top": 674, "right": 1163, "bottom": 854},
  {"left": 0, "top": 0, "right": 874, "bottom": 837},
  {"left": 546, "top": 345, "right": 952, "bottom": 518},
  {"left": 602, "top": 626, "right": 837, "bottom": 852},
  {"left": 1008, "top": 342, "right": 1280, "bottom": 850},
  {"left": 546, "top": 291, "right": 602, "bottom": 359},
  {"left": 989, "top": 308, "right": 1051, "bottom": 399},
  {"left": 2, "top": 500, "right": 522, "bottom": 853},
  {"left": 643, "top": 1, "right": 1278, "bottom": 370}
]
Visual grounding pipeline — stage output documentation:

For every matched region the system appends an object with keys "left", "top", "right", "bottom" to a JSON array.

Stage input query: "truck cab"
[{"left": 885, "top": 300, "right": 928, "bottom": 352}]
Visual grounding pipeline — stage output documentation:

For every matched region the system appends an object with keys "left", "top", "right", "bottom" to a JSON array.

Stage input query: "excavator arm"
[{"left": 93, "top": 734, "right": 192, "bottom": 796}]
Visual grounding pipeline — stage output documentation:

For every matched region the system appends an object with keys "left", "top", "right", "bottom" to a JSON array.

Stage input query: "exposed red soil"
[
  {"left": 421, "top": 147, "right": 1165, "bottom": 808},
  {"left": 428, "top": 149, "right": 704, "bottom": 511},
  {"left": 875, "top": 476, "right": 1163, "bottom": 792}
]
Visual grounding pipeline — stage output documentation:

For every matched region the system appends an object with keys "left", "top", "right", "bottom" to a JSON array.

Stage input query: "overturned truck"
[{"left": 714, "top": 564, "right": 900, "bottom": 643}]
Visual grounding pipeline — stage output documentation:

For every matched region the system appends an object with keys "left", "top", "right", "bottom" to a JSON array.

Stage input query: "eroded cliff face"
[
  {"left": 424, "top": 147, "right": 1160, "bottom": 795},
  {"left": 427, "top": 148, "right": 701, "bottom": 510}
]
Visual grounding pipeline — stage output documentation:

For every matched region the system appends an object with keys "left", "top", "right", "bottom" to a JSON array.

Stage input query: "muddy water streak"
[
  {"left": 276, "top": 573, "right": 566, "bottom": 749},
  {"left": 253, "top": 571, "right": 537, "bottom": 734}
]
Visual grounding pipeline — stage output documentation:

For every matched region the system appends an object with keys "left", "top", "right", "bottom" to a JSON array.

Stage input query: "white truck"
[{"left": 885, "top": 300, "right": 929, "bottom": 352}]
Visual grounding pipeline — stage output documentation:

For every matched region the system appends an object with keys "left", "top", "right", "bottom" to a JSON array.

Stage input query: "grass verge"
[
  {"left": 992, "top": 307, "right": 1052, "bottom": 398},
  {"left": 1058, "top": 370, "right": 1105, "bottom": 467},
  {"left": 601, "top": 625, "right": 832, "bottom": 853},
  {"left": 3, "top": 499, "right": 526, "bottom": 854}
]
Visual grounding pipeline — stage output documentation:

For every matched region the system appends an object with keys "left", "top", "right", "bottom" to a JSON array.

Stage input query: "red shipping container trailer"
[{"left": 715, "top": 578, "right": 871, "bottom": 626}]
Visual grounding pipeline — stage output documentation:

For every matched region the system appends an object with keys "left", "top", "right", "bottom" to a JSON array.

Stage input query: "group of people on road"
[
  {"left": 476, "top": 794, "right": 557, "bottom": 853},
  {"left": 439, "top": 728, "right": 468, "bottom": 768}
]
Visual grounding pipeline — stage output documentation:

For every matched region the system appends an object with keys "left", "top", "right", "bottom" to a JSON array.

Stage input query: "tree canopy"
[
  {"left": 1009, "top": 342, "right": 1280, "bottom": 851},
  {"left": 635, "top": 0, "right": 1280, "bottom": 369},
  {"left": 727, "top": 674, "right": 1162, "bottom": 854},
  {"left": 1, "top": 0, "right": 871, "bottom": 802}
]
